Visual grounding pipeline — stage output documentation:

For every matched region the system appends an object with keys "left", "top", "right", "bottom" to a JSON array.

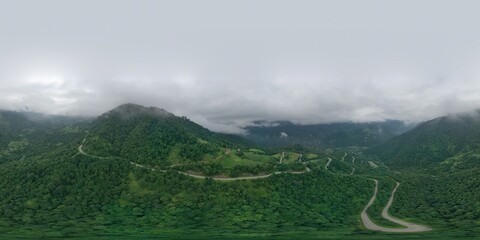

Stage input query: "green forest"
[{"left": 1, "top": 106, "right": 480, "bottom": 239}]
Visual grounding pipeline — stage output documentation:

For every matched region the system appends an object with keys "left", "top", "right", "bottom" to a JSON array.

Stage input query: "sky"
[{"left": 1, "top": 0, "right": 480, "bottom": 133}]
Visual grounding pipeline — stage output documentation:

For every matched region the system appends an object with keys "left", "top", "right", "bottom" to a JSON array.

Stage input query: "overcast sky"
[{"left": 1, "top": 0, "right": 480, "bottom": 133}]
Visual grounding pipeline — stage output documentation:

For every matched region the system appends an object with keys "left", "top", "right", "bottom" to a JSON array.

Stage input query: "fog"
[{"left": 1, "top": 0, "right": 480, "bottom": 133}]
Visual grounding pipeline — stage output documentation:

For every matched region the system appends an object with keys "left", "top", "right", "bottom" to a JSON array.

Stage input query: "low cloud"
[{"left": 1, "top": 1, "right": 480, "bottom": 133}]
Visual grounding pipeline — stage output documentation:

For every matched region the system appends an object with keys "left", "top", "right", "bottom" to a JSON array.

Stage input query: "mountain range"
[
  {"left": 243, "top": 119, "right": 413, "bottom": 148},
  {"left": 0, "top": 104, "right": 479, "bottom": 239}
]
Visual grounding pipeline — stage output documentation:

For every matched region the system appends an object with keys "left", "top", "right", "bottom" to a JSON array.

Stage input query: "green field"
[{"left": 220, "top": 153, "right": 269, "bottom": 169}]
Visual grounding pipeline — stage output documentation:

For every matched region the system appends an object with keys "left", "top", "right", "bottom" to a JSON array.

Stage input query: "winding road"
[
  {"left": 325, "top": 157, "right": 332, "bottom": 170},
  {"left": 78, "top": 138, "right": 105, "bottom": 159},
  {"left": 361, "top": 179, "right": 432, "bottom": 233},
  {"left": 79, "top": 137, "right": 431, "bottom": 232},
  {"left": 341, "top": 153, "right": 347, "bottom": 162},
  {"left": 132, "top": 161, "right": 312, "bottom": 181},
  {"left": 78, "top": 139, "right": 309, "bottom": 181}
]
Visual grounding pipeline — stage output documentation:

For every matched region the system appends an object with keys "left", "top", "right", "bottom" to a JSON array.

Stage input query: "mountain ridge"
[{"left": 370, "top": 110, "right": 480, "bottom": 169}]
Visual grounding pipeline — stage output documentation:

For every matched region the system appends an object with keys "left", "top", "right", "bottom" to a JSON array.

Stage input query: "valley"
[
  {"left": 2, "top": 0, "right": 479, "bottom": 238},
  {"left": 0, "top": 105, "right": 479, "bottom": 239}
]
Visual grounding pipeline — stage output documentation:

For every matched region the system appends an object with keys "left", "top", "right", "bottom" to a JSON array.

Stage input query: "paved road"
[
  {"left": 78, "top": 139, "right": 86, "bottom": 154},
  {"left": 381, "top": 182, "right": 432, "bottom": 232},
  {"left": 78, "top": 138, "right": 104, "bottom": 159},
  {"left": 361, "top": 179, "right": 432, "bottom": 233},
  {"left": 325, "top": 157, "right": 332, "bottom": 170},
  {"left": 79, "top": 137, "right": 432, "bottom": 230},
  {"left": 78, "top": 139, "right": 310, "bottom": 181},
  {"left": 132, "top": 162, "right": 311, "bottom": 181},
  {"left": 180, "top": 171, "right": 273, "bottom": 181}
]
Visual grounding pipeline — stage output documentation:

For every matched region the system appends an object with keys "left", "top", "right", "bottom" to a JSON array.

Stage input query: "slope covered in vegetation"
[
  {"left": 370, "top": 111, "right": 480, "bottom": 168},
  {"left": 244, "top": 120, "right": 411, "bottom": 148},
  {"left": 1, "top": 105, "right": 480, "bottom": 239}
]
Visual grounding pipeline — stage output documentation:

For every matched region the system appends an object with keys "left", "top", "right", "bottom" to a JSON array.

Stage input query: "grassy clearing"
[
  {"left": 128, "top": 172, "right": 153, "bottom": 196},
  {"left": 7, "top": 140, "right": 28, "bottom": 152},
  {"left": 248, "top": 148, "right": 265, "bottom": 154},
  {"left": 197, "top": 138, "right": 209, "bottom": 144},
  {"left": 305, "top": 153, "right": 318, "bottom": 159},
  {"left": 220, "top": 154, "right": 268, "bottom": 169},
  {"left": 60, "top": 125, "right": 82, "bottom": 133},
  {"left": 243, "top": 152, "right": 276, "bottom": 164},
  {"left": 283, "top": 152, "right": 301, "bottom": 164}
]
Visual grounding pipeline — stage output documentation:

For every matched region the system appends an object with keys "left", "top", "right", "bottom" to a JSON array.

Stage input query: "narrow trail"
[
  {"left": 361, "top": 179, "right": 432, "bottom": 233},
  {"left": 279, "top": 151, "right": 285, "bottom": 164},
  {"left": 341, "top": 153, "right": 347, "bottom": 162},
  {"left": 325, "top": 157, "right": 332, "bottom": 170},
  {"left": 78, "top": 139, "right": 309, "bottom": 181},
  {"left": 79, "top": 137, "right": 431, "bottom": 232}
]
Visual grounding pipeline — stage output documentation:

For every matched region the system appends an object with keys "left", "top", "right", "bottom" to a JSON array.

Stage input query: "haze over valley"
[{"left": 1, "top": 1, "right": 480, "bottom": 239}]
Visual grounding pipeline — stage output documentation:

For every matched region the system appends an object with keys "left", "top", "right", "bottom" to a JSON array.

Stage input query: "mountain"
[
  {"left": 0, "top": 111, "right": 36, "bottom": 147},
  {"left": 82, "top": 103, "right": 248, "bottom": 167},
  {"left": 243, "top": 120, "right": 412, "bottom": 148},
  {"left": 363, "top": 111, "right": 480, "bottom": 235},
  {"left": 370, "top": 110, "right": 480, "bottom": 169},
  {"left": 1, "top": 104, "right": 479, "bottom": 239},
  {"left": 0, "top": 110, "right": 88, "bottom": 164},
  {"left": 0, "top": 104, "right": 380, "bottom": 239}
]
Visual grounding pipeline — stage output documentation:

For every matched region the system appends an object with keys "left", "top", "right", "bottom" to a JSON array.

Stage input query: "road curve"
[
  {"left": 78, "top": 139, "right": 309, "bottom": 181},
  {"left": 325, "top": 157, "right": 332, "bottom": 170},
  {"left": 131, "top": 162, "right": 312, "bottom": 181},
  {"left": 78, "top": 138, "right": 105, "bottom": 159},
  {"left": 361, "top": 179, "right": 432, "bottom": 233},
  {"left": 381, "top": 182, "right": 432, "bottom": 232},
  {"left": 179, "top": 171, "right": 273, "bottom": 181},
  {"left": 78, "top": 139, "right": 86, "bottom": 154}
]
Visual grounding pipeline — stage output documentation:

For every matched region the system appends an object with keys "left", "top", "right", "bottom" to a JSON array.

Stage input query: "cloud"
[{"left": 1, "top": 0, "right": 480, "bottom": 133}]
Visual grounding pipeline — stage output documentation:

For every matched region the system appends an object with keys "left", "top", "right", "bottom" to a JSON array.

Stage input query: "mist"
[{"left": 1, "top": 0, "right": 480, "bottom": 133}]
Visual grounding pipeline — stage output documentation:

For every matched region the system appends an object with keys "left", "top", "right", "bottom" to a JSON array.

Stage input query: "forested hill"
[
  {"left": 243, "top": 120, "right": 412, "bottom": 148},
  {"left": 370, "top": 110, "right": 480, "bottom": 168},
  {"left": 0, "top": 110, "right": 89, "bottom": 164},
  {"left": 83, "top": 103, "right": 249, "bottom": 166},
  {"left": 0, "top": 111, "right": 36, "bottom": 147},
  {"left": 1, "top": 104, "right": 480, "bottom": 239}
]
